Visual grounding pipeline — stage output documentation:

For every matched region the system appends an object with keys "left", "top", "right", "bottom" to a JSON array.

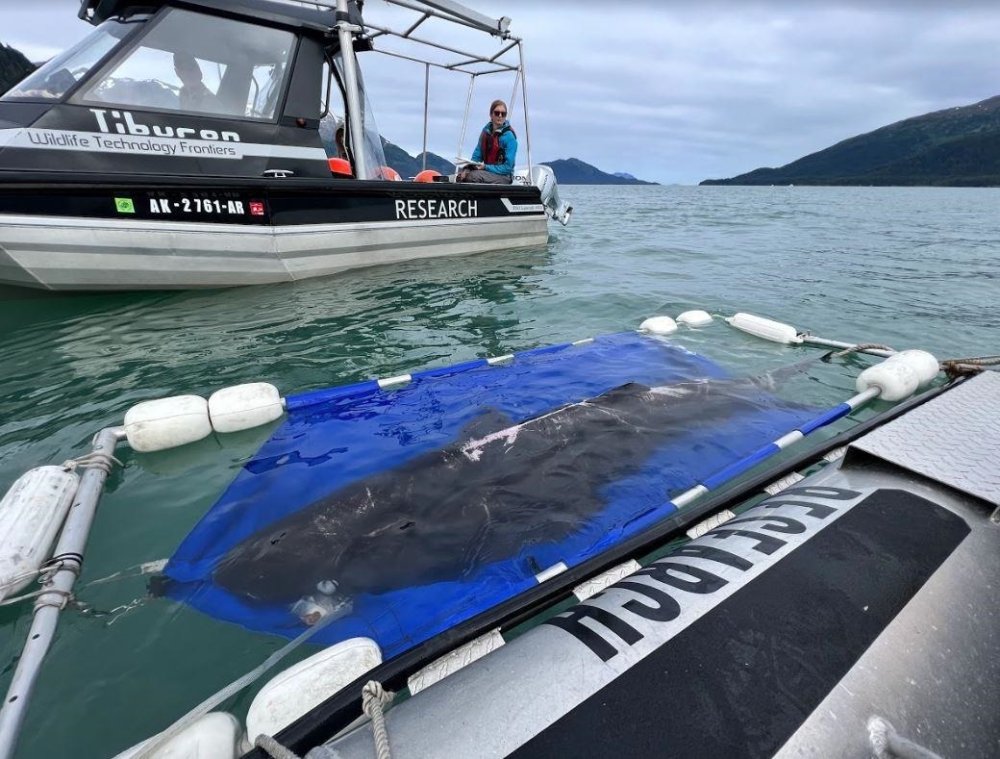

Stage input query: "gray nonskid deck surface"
[{"left": 849, "top": 370, "right": 1000, "bottom": 506}]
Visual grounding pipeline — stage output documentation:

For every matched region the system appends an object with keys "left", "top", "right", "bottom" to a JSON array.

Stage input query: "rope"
[
  {"left": 81, "top": 558, "right": 168, "bottom": 588},
  {"left": 1, "top": 587, "right": 75, "bottom": 610},
  {"left": 72, "top": 596, "right": 146, "bottom": 624},
  {"left": 940, "top": 355, "right": 1000, "bottom": 379},
  {"left": 362, "top": 680, "right": 394, "bottom": 759},
  {"left": 0, "top": 558, "right": 74, "bottom": 607},
  {"left": 131, "top": 610, "right": 340, "bottom": 759},
  {"left": 867, "top": 716, "right": 943, "bottom": 759},
  {"left": 824, "top": 343, "right": 895, "bottom": 361},
  {"left": 61, "top": 450, "right": 122, "bottom": 476},
  {"left": 254, "top": 734, "right": 302, "bottom": 759},
  {"left": 0, "top": 567, "right": 48, "bottom": 594}
]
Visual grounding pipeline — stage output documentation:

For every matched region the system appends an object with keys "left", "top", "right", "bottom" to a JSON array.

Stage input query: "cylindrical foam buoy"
[
  {"left": 124, "top": 395, "right": 212, "bottom": 453},
  {"left": 0, "top": 466, "right": 80, "bottom": 601},
  {"left": 245, "top": 637, "right": 382, "bottom": 745},
  {"left": 377, "top": 166, "right": 401, "bottom": 181},
  {"left": 886, "top": 349, "right": 939, "bottom": 388},
  {"left": 676, "top": 310, "right": 714, "bottom": 328},
  {"left": 639, "top": 316, "right": 678, "bottom": 335},
  {"left": 414, "top": 169, "right": 440, "bottom": 183},
  {"left": 208, "top": 383, "right": 284, "bottom": 434},
  {"left": 726, "top": 313, "right": 802, "bottom": 344},
  {"left": 114, "top": 712, "right": 241, "bottom": 759},
  {"left": 856, "top": 360, "right": 920, "bottom": 402}
]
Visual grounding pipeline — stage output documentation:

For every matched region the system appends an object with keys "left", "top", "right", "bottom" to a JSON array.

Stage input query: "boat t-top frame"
[
  {"left": 79, "top": 0, "right": 533, "bottom": 179},
  {"left": 273, "top": 0, "right": 534, "bottom": 178}
]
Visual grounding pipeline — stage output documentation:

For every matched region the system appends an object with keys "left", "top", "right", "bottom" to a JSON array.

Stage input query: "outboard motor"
[{"left": 515, "top": 164, "right": 572, "bottom": 225}]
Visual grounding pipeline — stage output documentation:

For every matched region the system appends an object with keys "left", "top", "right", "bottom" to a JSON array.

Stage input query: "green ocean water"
[{"left": 0, "top": 184, "right": 998, "bottom": 757}]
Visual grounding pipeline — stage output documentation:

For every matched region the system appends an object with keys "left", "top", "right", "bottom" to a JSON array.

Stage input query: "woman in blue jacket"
[{"left": 457, "top": 99, "right": 517, "bottom": 184}]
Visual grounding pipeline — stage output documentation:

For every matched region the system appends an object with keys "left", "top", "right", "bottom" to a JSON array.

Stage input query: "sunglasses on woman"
[{"left": 493, "top": 110, "right": 507, "bottom": 116}]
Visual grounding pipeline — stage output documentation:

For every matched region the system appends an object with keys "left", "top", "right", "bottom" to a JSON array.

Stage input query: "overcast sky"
[{"left": 4, "top": 0, "right": 999, "bottom": 184}]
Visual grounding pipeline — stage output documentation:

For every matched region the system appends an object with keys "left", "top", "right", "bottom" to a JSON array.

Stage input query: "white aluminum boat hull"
[{"left": 0, "top": 213, "right": 548, "bottom": 291}]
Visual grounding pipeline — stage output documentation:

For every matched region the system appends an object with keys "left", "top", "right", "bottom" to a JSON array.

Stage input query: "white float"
[
  {"left": 114, "top": 712, "right": 241, "bottom": 759},
  {"left": 244, "top": 637, "right": 383, "bottom": 746},
  {"left": 887, "top": 350, "right": 939, "bottom": 388},
  {"left": 124, "top": 395, "right": 212, "bottom": 453},
  {"left": 856, "top": 360, "right": 920, "bottom": 402},
  {"left": 639, "top": 316, "right": 678, "bottom": 335},
  {"left": 0, "top": 466, "right": 80, "bottom": 601},
  {"left": 207, "top": 383, "right": 284, "bottom": 434},
  {"left": 676, "top": 310, "right": 714, "bottom": 328},
  {"left": 725, "top": 313, "right": 802, "bottom": 344}
]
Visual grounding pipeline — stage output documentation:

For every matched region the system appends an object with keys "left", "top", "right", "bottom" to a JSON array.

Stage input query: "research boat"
[
  {"left": 0, "top": 312, "right": 995, "bottom": 758},
  {"left": 0, "top": 0, "right": 570, "bottom": 292}
]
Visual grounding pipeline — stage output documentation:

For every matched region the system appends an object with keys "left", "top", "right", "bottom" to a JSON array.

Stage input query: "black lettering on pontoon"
[
  {"left": 763, "top": 499, "right": 837, "bottom": 520},
  {"left": 546, "top": 604, "right": 643, "bottom": 662},
  {"left": 707, "top": 528, "right": 786, "bottom": 555},
  {"left": 781, "top": 486, "right": 860, "bottom": 500},
  {"left": 726, "top": 515, "right": 807, "bottom": 535},
  {"left": 668, "top": 543, "right": 753, "bottom": 571},
  {"left": 638, "top": 561, "right": 728, "bottom": 594},
  {"left": 616, "top": 581, "right": 681, "bottom": 622},
  {"left": 757, "top": 486, "right": 860, "bottom": 521}
]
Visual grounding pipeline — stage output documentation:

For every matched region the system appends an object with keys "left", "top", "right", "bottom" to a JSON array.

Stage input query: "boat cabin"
[{"left": 0, "top": 0, "right": 389, "bottom": 180}]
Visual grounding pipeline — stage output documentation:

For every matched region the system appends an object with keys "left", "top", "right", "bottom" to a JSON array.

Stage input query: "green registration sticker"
[{"left": 114, "top": 197, "right": 135, "bottom": 214}]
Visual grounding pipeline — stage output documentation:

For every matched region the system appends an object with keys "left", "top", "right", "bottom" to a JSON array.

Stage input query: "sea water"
[{"left": 0, "top": 185, "right": 997, "bottom": 757}]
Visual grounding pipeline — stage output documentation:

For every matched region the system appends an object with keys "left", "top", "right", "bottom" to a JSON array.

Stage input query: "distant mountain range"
[
  {"left": 702, "top": 95, "right": 1000, "bottom": 187},
  {"left": 380, "top": 148, "right": 656, "bottom": 185},
  {"left": 541, "top": 158, "right": 657, "bottom": 185}
]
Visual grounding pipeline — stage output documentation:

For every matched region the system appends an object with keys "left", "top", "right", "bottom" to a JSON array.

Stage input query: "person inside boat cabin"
[
  {"left": 457, "top": 100, "right": 517, "bottom": 184},
  {"left": 173, "top": 53, "right": 216, "bottom": 112}
]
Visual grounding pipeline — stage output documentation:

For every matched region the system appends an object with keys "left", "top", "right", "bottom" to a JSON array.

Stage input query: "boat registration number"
[{"left": 114, "top": 192, "right": 267, "bottom": 223}]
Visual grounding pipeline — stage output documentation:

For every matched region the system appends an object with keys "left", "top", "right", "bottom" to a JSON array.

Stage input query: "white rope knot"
[
  {"left": 34, "top": 587, "right": 74, "bottom": 611},
  {"left": 254, "top": 734, "right": 301, "bottom": 759},
  {"left": 867, "top": 715, "right": 944, "bottom": 759},
  {"left": 362, "top": 680, "right": 394, "bottom": 759},
  {"left": 62, "top": 450, "right": 123, "bottom": 476}
]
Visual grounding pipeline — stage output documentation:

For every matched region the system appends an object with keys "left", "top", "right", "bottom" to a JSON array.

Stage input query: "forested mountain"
[
  {"left": 701, "top": 95, "right": 1000, "bottom": 187},
  {"left": 0, "top": 43, "right": 35, "bottom": 95},
  {"left": 381, "top": 140, "right": 455, "bottom": 178},
  {"left": 543, "top": 158, "right": 656, "bottom": 185}
]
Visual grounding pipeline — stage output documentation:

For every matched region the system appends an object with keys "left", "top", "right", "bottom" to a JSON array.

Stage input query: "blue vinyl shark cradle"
[{"left": 162, "top": 333, "right": 820, "bottom": 656}]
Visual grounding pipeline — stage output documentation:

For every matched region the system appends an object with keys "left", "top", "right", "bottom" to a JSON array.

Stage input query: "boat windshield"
[
  {"left": 1, "top": 19, "right": 132, "bottom": 102},
  {"left": 71, "top": 7, "right": 296, "bottom": 122},
  {"left": 332, "top": 55, "right": 389, "bottom": 179}
]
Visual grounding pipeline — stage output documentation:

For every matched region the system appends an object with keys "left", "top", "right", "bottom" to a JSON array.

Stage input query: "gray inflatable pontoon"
[{"left": 302, "top": 371, "right": 1000, "bottom": 759}]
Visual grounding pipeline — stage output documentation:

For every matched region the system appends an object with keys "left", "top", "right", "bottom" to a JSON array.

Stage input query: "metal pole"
[
  {"left": 388, "top": 0, "right": 510, "bottom": 38},
  {"left": 670, "top": 386, "right": 882, "bottom": 509},
  {"left": 422, "top": 62, "right": 430, "bottom": 171},
  {"left": 0, "top": 427, "right": 123, "bottom": 759},
  {"left": 458, "top": 72, "right": 475, "bottom": 161},
  {"left": 509, "top": 67, "right": 520, "bottom": 118},
  {"left": 800, "top": 335, "right": 895, "bottom": 358},
  {"left": 517, "top": 40, "right": 532, "bottom": 176},
  {"left": 336, "top": 0, "right": 369, "bottom": 179}
]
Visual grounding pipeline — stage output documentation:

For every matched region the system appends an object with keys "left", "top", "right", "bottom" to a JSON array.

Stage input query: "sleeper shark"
[{"left": 210, "top": 368, "right": 814, "bottom": 610}]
